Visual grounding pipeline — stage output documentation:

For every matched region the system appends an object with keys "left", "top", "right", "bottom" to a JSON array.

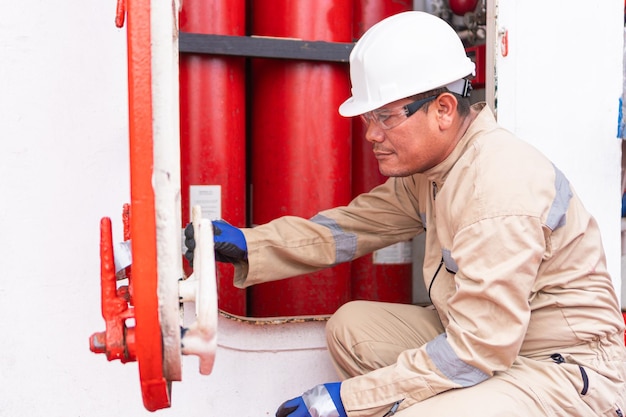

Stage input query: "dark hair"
[{"left": 449, "top": 92, "right": 471, "bottom": 116}]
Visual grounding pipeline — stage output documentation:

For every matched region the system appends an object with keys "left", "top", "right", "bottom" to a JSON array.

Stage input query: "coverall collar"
[{"left": 423, "top": 102, "right": 494, "bottom": 185}]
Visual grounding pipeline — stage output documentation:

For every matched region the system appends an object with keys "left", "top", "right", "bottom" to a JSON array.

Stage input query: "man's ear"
[{"left": 434, "top": 93, "right": 458, "bottom": 130}]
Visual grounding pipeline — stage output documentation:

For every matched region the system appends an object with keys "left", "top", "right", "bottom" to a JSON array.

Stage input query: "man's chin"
[{"left": 379, "top": 169, "right": 410, "bottom": 178}]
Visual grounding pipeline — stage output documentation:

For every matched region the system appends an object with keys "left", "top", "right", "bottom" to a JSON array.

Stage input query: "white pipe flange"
[{"left": 179, "top": 205, "right": 218, "bottom": 375}]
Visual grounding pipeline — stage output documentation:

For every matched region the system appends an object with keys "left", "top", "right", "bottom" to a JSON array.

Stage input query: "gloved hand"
[
  {"left": 276, "top": 383, "right": 346, "bottom": 417},
  {"left": 184, "top": 219, "right": 247, "bottom": 267}
]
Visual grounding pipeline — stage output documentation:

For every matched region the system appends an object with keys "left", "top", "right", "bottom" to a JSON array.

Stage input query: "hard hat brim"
[{"left": 338, "top": 71, "right": 475, "bottom": 118}]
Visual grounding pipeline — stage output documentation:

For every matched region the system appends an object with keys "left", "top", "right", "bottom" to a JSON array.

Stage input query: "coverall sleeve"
[{"left": 233, "top": 176, "right": 426, "bottom": 288}]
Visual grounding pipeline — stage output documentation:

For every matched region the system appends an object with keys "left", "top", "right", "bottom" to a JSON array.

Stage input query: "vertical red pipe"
[
  {"left": 249, "top": 0, "right": 353, "bottom": 317},
  {"left": 179, "top": 0, "right": 247, "bottom": 315},
  {"left": 350, "top": 0, "right": 413, "bottom": 304}
]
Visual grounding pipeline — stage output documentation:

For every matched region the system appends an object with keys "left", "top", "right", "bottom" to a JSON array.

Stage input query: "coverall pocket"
[{"left": 563, "top": 362, "right": 624, "bottom": 416}]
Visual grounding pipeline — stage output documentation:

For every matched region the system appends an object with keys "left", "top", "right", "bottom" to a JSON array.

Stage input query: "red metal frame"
[
  {"left": 125, "top": 0, "right": 171, "bottom": 410},
  {"left": 90, "top": 0, "right": 171, "bottom": 411}
]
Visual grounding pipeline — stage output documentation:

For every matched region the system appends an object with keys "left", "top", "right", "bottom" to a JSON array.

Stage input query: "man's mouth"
[{"left": 373, "top": 149, "right": 393, "bottom": 158}]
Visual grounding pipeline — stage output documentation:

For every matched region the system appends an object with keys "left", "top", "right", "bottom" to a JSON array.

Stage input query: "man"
[{"left": 192, "top": 11, "right": 626, "bottom": 417}]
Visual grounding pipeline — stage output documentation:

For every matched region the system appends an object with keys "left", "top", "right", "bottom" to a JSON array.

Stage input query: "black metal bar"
[{"left": 179, "top": 32, "right": 354, "bottom": 63}]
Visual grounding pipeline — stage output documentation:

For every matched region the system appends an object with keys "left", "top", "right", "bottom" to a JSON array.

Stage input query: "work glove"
[
  {"left": 276, "top": 383, "right": 346, "bottom": 417},
  {"left": 184, "top": 219, "right": 247, "bottom": 266}
]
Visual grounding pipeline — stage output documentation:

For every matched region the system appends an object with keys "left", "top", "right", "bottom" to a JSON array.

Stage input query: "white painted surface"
[
  {"left": 0, "top": 0, "right": 623, "bottom": 416},
  {"left": 154, "top": 315, "right": 337, "bottom": 417},
  {"left": 494, "top": 0, "right": 624, "bottom": 298},
  {"left": 152, "top": 0, "right": 184, "bottom": 382}
]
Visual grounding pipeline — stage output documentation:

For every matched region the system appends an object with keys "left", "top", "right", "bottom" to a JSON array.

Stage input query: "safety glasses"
[{"left": 359, "top": 94, "right": 438, "bottom": 130}]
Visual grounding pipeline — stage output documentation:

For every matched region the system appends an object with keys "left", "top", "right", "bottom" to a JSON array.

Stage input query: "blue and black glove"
[
  {"left": 184, "top": 219, "right": 247, "bottom": 266},
  {"left": 276, "top": 383, "right": 346, "bottom": 417}
]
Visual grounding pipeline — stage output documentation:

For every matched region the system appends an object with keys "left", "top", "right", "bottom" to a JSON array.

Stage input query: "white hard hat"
[{"left": 339, "top": 11, "right": 476, "bottom": 117}]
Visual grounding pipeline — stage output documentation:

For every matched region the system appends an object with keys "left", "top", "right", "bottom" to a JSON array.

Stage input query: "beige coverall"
[{"left": 235, "top": 104, "right": 626, "bottom": 416}]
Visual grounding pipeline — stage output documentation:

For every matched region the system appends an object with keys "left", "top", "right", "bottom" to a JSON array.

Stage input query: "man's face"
[{"left": 362, "top": 95, "right": 452, "bottom": 177}]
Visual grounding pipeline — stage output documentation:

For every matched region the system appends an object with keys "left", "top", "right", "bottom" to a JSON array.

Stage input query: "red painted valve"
[
  {"left": 449, "top": 0, "right": 478, "bottom": 15},
  {"left": 89, "top": 216, "right": 136, "bottom": 363},
  {"left": 89, "top": 204, "right": 172, "bottom": 412},
  {"left": 89, "top": 203, "right": 218, "bottom": 411}
]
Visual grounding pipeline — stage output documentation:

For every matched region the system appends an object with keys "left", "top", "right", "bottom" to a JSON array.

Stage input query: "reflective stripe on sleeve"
[
  {"left": 302, "top": 384, "right": 341, "bottom": 417},
  {"left": 419, "top": 212, "right": 427, "bottom": 230},
  {"left": 546, "top": 165, "right": 572, "bottom": 231},
  {"left": 310, "top": 214, "right": 357, "bottom": 264},
  {"left": 442, "top": 248, "right": 458, "bottom": 274},
  {"left": 425, "top": 333, "right": 489, "bottom": 387}
]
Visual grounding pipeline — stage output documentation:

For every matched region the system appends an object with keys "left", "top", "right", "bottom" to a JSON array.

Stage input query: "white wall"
[
  {"left": 0, "top": 0, "right": 131, "bottom": 414},
  {"left": 0, "top": 1, "right": 624, "bottom": 416},
  {"left": 494, "top": 0, "right": 624, "bottom": 297}
]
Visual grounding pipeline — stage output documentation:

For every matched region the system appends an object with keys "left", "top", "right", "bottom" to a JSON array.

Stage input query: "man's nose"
[{"left": 364, "top": 122, "right": 385, "bottom": 143}]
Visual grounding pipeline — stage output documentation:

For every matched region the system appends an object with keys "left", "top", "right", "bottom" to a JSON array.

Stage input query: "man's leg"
[
  {"left": 325, "top": 300, "right": 444, "bottom": 379},
  {"left": 394, "top": 361, "right": 551, "bottom": 417},
  {"left": 326, "top": 302, "right": 626, "bottom": 416}
]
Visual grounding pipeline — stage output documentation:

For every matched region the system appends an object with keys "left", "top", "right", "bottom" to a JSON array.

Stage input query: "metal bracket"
[{"left": 179, "top": 32, "right": 354, "bottom": 62}]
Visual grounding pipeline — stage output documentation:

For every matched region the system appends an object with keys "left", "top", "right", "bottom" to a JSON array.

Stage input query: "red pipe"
[
  {"left": 179, "top": 0, "right": 247, "bottom": 315},
  {"left": 351, "top": 0, "right": 413, "bottom": 304},
  {"left": 249, "top": 0, "right": 353, "bottom": 317}
]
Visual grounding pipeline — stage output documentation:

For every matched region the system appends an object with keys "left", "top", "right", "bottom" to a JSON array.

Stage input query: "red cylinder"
[
  {"left": 351, "top": 1, "right": 413, "bottom": 304},
  {"left": 179, "top": 0, "right": 247, "bottom": 315},
  {"left": 249, "top": 0, "right": 353, "bottom": 317}
]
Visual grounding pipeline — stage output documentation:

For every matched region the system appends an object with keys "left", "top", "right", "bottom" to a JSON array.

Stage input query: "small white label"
[
  {"left": 113, "top": 240, "right": 133, "bottom": 272},
  {"left": 372, "top": 241, "right": 412, "bottom": 265},
  {"left": 190, "top": 185, "right": 222, "bottom": 220}
]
